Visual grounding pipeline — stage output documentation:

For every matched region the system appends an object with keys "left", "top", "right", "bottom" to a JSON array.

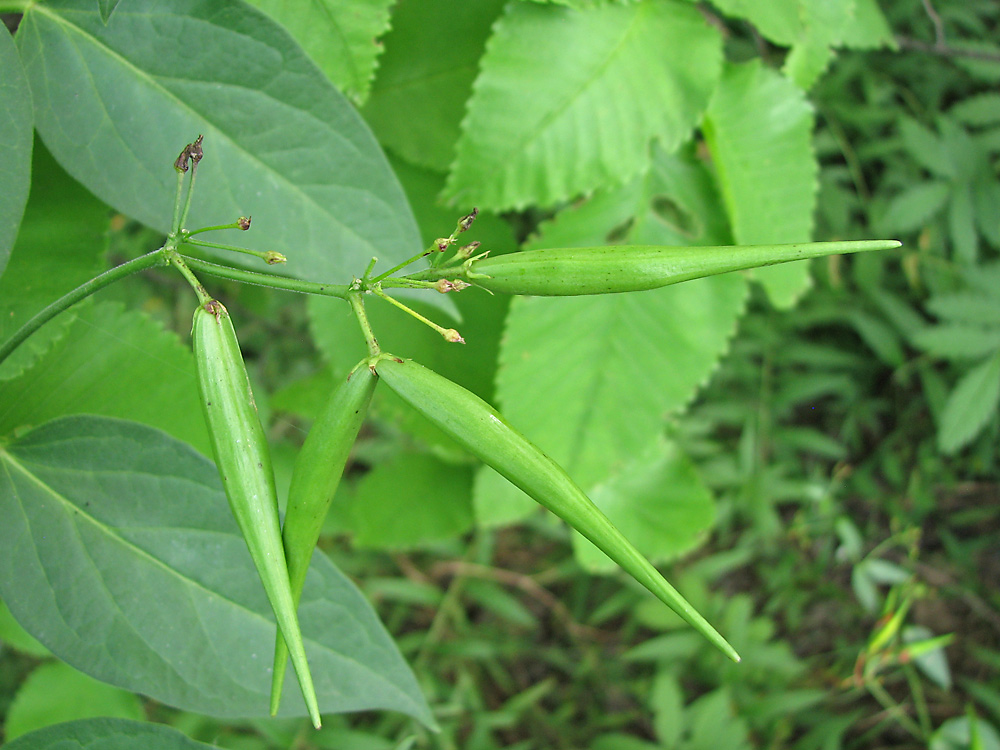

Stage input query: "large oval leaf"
[
  {"left": 17, "top": 0, "right": 423, "bottom": 289},
  {"left": 3, "top": 718, "right": 214, "bottom": 750},
  {"left": 0, "top": 25, "right": 33, "bottom": 277},
  {"left": 0, "top": 415, "right": 432, "bottom": 724}
]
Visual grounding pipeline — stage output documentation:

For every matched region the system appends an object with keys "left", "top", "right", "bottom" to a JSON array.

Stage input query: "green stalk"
[
  {"left": 183, "top": 238, "right": 285, "bottom": 265},
  {"left": 179, "top": 256, "right": 350, "bottom": 299},
  {"left": 0, "top": 250, "right": 168, "bottom": 368},
  {"left": 349, "top": 293, "right": 380, "bottom": 357}
]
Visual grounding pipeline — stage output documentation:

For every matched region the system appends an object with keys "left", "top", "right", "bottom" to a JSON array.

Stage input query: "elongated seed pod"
[
  {"left": 468, "top": 240, "right": 901, "bottom": 296},
  {"left": 374, "top": 356, "right": 740, "bottom": 663},
  {"left": 192, "top": 300, "right": 321, "bottom": 728},
  {"left": 269, "top": 361, "right": 377, "bottom": 714}
]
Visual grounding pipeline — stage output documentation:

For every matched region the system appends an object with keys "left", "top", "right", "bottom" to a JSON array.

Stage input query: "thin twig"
[
  {"left": 895, "top": 36, "right": 1000, "bottom": 63},
  {"left": 920, "top": 0, "right": 946, "bottom": 48}
]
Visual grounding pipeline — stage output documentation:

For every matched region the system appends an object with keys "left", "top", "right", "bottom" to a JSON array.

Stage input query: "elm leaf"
[
  {"left": 444, "top": 0, "right": 721, "bottom": 210},
  {"left": 245, "top": 0, "right": 393, "bottom": 103},
  {"left": 703, "top": 60, "right": 818, "bottom": 308}
]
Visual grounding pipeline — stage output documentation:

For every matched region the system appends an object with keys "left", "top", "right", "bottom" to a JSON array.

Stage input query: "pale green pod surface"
[
  {"left": 469, "top": 240, "right": 901, "bottom": 296},
  {"left": 269, "top": 361, "right": 377, "bottom": 714},
  {"left": 374, "top": 356, "right": 740, "bottom": 663},
  {"left": 192, "top": 301, "right": 321, "bottom": 728}
]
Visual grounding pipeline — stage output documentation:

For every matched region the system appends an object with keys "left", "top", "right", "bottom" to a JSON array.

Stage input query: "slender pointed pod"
[
  {"left": 467, "top": 240, "right": 901, "bottom": 296},
  {"left": 191, "top": 300, "right": 322, "bottom": 728},
  {"left": 374, "top": 355, "right": 740, "bottom": 663},
  {"left": 269, "top": 362, "right": 377, "bottom": 714}
]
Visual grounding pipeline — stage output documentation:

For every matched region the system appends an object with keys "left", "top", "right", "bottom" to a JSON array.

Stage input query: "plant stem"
[
  {"left": 171, "top": 171, "right": 186, "bottom": 235},
  {"left": 368, "top": 249, "right": 431, "bottom": 285},
  {"left": 183, "top": 238, "right": 284, "bottom": 265},
  {"left": 348, "top": 293, "right": 380, "bottom": 357},
  {"left": 379, "top": 277, "right": 441, "bottom": 291},
  {"left": 178, "top": 165, "right": 199, "bottom": 231},
  {"left": 167, "top": 252, "right": 212, "bottom": 305},
  {"left": 370, "top": 286, "right": 463, "bottom": 342},
  {"left": 0, "top": 249, "right": 168, "bottom": 368},
  {"left": 184, "top": 222, "right": 244, "bottom": 238},
  {"left": 179, "top": 256, "right": 351, "bottom": 299}
]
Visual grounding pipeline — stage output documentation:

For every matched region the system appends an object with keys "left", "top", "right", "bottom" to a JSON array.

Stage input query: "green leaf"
[
  {"left": 899, "top": 118, "right": 954, "bottom": 178},
  {"left": 784, "top": 40, "right": 835, "bottom": 91},
  {"left": 352, "top": 453, "right": 474, "bottom": 549},
  {"left": 0, "top": 301, "right": 211, "bottom": 457},
  {"left": 703, "top": 60, "right": 818, "bottom": 308},
  {"left": 974, "top": 178, "right": 1000, "bottom": 247},
  {"left": 708, "top": 0, "right": 802, "bottom": 45},
  {"left": 444, "top": 0, "right": 722, "bottom": 210},
  {"left": 914, "top": 325, "right": 1000, "bottom": 360},
  {"left": 17, "top": 0, "right": 426, "bottom": 294},
  {"left": 0, "top": 142, "right": 109, "bottom": 381},
  {"left": 573, "top": 440, "right": 715, "bottom": 572},
  {"left": 949, "top": 184, "right": 979, "bottom": 262},
  {"left": 5, "top": 662, "right": 144, "bottom": 742},
  {"left": 474, "top": 144, "right": 743, "bottom": 526},
  {"left": 476, "top": 278, "right": 744, "bottom": 529},
  {"left": 938, "top": 351, "right": 1000, "bottom": 454},
  {"left": 927, "top": 293, "right": 1000, "bottom": 327},
  {"left": 649, "top": 670, "right": 684, "bottom": 747},
  {"left": 0, "top": 25, "right": 33, "bottom": 277},
  {"left": 245, "top": 0, "right": 393, "bottom": 104},
  {"left": 840, "top": 0, "right": 895, "bottom": 49},
  {"left": 3, "top": 718, "right": 216, "bottom": 750},
  {"left": 0, "top": 598, "right": 50, "bottom": 657},
  {"left": 98, "top": 0, "right": 122, "bottom": 24},
  {"left": 880, "top": 181, "right": 951, "bottom": 233},
  {"left": 953, "top": 41, "right": 1000, "bottom": 84},
  {"left": 712, "top": 0, "right": 877, "bottom": 86},
  {"left": 903, "top": 625, "right": 952, "bottom": 690},
  {"left": 363, "top": 0, "right": 508, "bottom": 171},
  {"left": 950, "top": 94, "right": 1000, "bottom": 127},
  {"left": 930, "top": 715, "right": 1000, "bottom": 750},
  {"left": 0, "top": 415, "right": 432, "bottom": 724}
]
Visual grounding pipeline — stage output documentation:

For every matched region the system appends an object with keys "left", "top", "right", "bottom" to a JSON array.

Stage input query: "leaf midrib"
[
  {"left": 0, "top": 445, "right": 411, "bottom": 702},
  {"left": 32, "top": 4, "right": 376, "bottom": 251}
]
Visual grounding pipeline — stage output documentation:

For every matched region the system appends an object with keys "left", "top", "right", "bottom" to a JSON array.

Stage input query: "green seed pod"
[
  {"left": 468, "top": 240, "right": 901, "bottom": 296},
  {"left": 374, "top": 355, "right": 740, "bottom": 663},
  {"left": 192, "top": 300, "right": 321, "bottom": 728},
  {"left": 269, "top": 361, "right": 377, "bottom": 714}
]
